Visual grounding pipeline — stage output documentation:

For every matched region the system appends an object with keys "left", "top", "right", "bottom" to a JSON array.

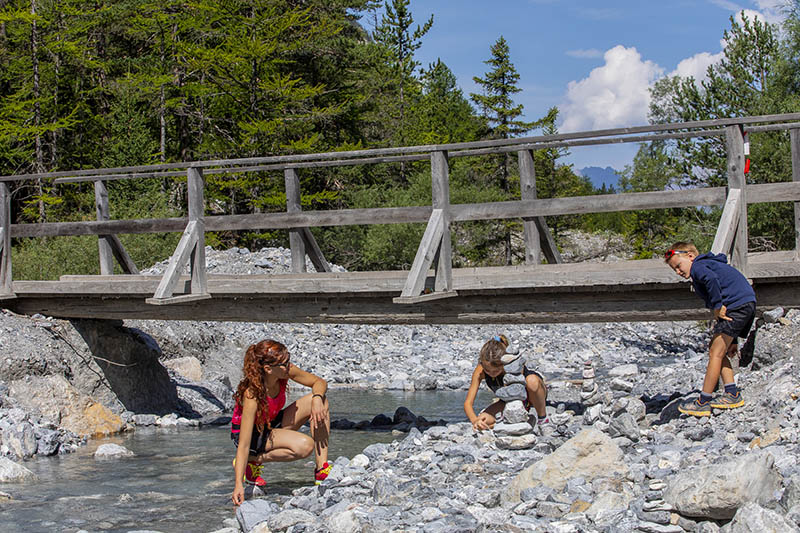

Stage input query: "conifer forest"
[{"left": 2, "top": 0, "right": 800, "bottom": 278}]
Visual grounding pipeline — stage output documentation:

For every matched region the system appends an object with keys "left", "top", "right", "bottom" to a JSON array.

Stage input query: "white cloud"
[
  {"left": 670, "top": 51, "right": 724, "bottom": 83},
  {"left": 710, "top": 0, "right": 786, "bottom": 25},
  {"left": 559, "top": 45, "right": 663, "bottom": 132},
  {"left": 565, "top": 48, "right": 603, "bottom": 59}
]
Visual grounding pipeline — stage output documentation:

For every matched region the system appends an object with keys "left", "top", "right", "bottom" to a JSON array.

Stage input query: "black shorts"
[
  {"left": 231, "top": 408, "right": 285, "bottom": 456},
  {"left": 711, "top": 302, "right": 756, "bottom": 345}
]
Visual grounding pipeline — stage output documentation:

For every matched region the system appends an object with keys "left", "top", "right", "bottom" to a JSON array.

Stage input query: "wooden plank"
[
  {"left": 518, "top": 149, "right": 541, "bottom": 264},
  {"left": 107, "top": 234, "right": 140, "bottom": 275},
  {"left": 6, "top": 113, "right": 800, "bottom": 183},
  {"left": 150, "top": 220, "right": 200, "bottom": 300},
  {"left": 726, "top": 125, "right": 748, "bottom": 273},
  {"left": 711, "top": 188, "right": 742, "bottom": 256},
  {"left": 393, "top": 290, "right": 458, "bottom": 304},
  {"left": 792, "top": 129, "right": 800, "bottom": 258},
  {"left": 11, "top": 253, "right": 800, "bottom": 300},
  {"left": 9, "top": 182, "right": 800, "bottom": 241},
  {"left": 284, "top": 168, "right": 306, "bottom": 273},
  {"left": 94, "top": 180, "right": 114, "bottom": 275},
  {"left": 301, "top": 227, "right": 331, "bottom": 273},
  {"left": 450, "top": 187, "right": 727, "bottom": 222},
  {"left": 431, "top": 151, "right": 452, "bottom": 292},
  {"left": 399, "top": 209, "right": 444, "bottom": 298},
  {"left": 746, "top": 181, "right": 800, "bottom": 203},
  {"left": 145, "top": 293, "right": 211, "bottom": 305},
  {"left": 0, "top": 182, "right": 11, "bottom": 295},
  {"left": 8, "top": 275, "right": 800, "bottom": 324}
]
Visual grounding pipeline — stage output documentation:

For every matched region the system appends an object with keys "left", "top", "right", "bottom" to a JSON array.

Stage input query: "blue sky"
[{"left": 365, "top": 0, "right": 791, "bottom": 171}]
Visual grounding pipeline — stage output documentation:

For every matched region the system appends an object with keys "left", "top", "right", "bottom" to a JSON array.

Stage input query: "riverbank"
[{"left": 2, "top": 245, "right": 800, "bottom": 531}]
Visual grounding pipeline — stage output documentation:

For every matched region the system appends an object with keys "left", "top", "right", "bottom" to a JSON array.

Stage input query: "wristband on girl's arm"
[{"left": 313, "top": 393, "right": 325, "bottom": 399}]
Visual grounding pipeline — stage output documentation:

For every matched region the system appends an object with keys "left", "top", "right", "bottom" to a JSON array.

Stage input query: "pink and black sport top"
[{"left": 231, "top": 379, "right": 288, "bottom": 435}]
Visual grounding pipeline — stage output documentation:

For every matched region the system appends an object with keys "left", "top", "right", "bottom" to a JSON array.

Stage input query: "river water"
[{"left": 0, "top": 389, "right": 494, "bottom": 533}]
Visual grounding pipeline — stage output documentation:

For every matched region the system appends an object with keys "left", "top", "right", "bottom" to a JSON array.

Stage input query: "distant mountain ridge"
[{"left": 579, "top": 166, "right": 620, "bottom": 190}]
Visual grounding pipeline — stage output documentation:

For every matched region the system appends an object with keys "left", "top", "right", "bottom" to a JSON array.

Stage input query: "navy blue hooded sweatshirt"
[{"left": 689, "top": 252, "right": 755, "bottom": 310}]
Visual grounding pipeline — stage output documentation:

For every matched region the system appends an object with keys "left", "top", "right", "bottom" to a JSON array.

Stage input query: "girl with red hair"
[{"left": 230, "top": 339, "right": 331, "bottom": 505}]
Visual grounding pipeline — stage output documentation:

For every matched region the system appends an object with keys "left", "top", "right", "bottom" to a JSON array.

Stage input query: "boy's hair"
[
  {"left": 479, "top": 336, "right": 508, "bottom": 366},
  {"left": 665, "top": 241, "right": 699, "bottom": 261}
]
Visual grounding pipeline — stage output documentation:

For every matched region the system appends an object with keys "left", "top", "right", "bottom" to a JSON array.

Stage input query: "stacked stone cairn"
[
  {"left": 580, "top": 358, "right": 602, "bottom": 406},
  {"left": 487, "top": 342, "right": 543, "bottom": 449}
]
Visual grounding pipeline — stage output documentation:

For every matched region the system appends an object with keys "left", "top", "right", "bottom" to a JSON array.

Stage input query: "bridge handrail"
[{"left": 1, "top": 114, "right": 800, "bottom": 304}]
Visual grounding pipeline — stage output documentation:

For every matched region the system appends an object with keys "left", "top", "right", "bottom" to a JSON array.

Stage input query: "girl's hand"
[
  {"left": 472, "top": 414, "right": 493, "bottom": 431},
  {"left": 310, "top": 395, "right": 328, "bottom": 430},
  {"left": 232, "top": 484, "right": 245, "bottom": 506}
]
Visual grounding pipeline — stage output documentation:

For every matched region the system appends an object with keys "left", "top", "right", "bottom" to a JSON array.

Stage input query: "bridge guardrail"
[{"left": 1, "top": 113, "right": 800, "bottom": 304}]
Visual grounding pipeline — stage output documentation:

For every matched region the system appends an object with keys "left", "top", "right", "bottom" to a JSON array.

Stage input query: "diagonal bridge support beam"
[
  {"left": 711, "top": 188, "right": 742, "bottom": 256},
  {"left": 395, "top": 151, "right": 457, "bottom": 304},
  {"left": 146, "top": 168, "right": 210, "bottom": 305}
]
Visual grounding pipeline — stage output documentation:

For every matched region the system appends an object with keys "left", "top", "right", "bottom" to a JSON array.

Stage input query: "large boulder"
[
  {"left": 9, "top": 375, "right": 123, "bottom": 437},
  {"left": 0, "top": 456, "right": 36, "bottom": 482},
  {"left": 751, "top": 312, "right": 800, "bottom": 370},
  {"left": 503, "top": 428, "right": 629, "bottom": 503},
  {"left": 721, "top": 502, "right": 800, "bottom": 532},
  {"left": 664, "top": 451, "right": 782, "bottom": 520},
  {"left": 70, "top": 319, "right": 179, "bottom": 414},
  {"left": 163, "top": 356, "right": 204, "bottom": 382}
]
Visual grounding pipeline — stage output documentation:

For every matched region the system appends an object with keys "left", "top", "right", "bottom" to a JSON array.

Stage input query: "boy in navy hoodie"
[{"left": 664, "top": 241, "right": 756, "bottom": 417}]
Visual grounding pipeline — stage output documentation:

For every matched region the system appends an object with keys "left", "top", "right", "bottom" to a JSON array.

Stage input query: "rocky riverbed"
[{"left": 1, "top": 244, "right": 799, "bottom": 532}]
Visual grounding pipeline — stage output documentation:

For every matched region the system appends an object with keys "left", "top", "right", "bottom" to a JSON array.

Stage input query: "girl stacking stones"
[{"left": 463, "top": 334, "right": 548, "bottom": 431}]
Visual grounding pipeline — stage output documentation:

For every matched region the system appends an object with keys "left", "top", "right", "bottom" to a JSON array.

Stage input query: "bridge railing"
[{"left": 2, "top": 113, "right": 800, "bottom": 303}]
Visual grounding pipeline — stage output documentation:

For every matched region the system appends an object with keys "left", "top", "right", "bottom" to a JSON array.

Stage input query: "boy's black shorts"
[{"left": 712, "top": 302, "right": 756, "bottom": 345}]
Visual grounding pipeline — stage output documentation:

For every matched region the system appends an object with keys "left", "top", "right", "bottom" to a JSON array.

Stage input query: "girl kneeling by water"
[
  {"left": 231, "top": 339, "right": 331, "bottom": 505},
  {"left": 464, "top": 334, "right": 548, "bottom": 431}
]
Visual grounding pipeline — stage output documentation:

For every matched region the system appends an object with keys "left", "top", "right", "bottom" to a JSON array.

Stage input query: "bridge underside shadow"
[{"left": 6, "top": 252, "right": 800, "bottom": 324}]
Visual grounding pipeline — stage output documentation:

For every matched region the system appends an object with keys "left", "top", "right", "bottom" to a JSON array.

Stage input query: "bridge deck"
[{"left": 5, "top": 251, "right": 799, "bottom": 324}]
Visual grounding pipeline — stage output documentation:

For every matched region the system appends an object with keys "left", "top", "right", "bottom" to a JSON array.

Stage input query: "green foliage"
[{"left": 648, "top": 10, "right": 800, "bottom": 251}]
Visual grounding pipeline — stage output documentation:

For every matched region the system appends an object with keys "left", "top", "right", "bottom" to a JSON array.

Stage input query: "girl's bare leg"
[
  {"left": 254, "top": 428, "right": 314, "bottom": 464},
  {"left": 525, "top": 374, "right": 547, "bottom": 418},
  {"left": 279, "top": 394, "right": 330, "bottom": 469}
]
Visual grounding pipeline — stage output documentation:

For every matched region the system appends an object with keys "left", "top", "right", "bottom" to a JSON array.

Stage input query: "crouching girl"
[
  {"left": 231, "top": 339, "right": 331, "bottom": 505},
  {"left": 464, "top": 334, "right": 548, "bottom": 431}
]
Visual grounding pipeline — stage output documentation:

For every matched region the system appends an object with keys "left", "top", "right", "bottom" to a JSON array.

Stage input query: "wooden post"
[
  {"left": 725, "top": 124, "right": 748, "bottom": 273},
  {"left": 791, "top": 128, "right": 800, "bottom": 259},
  {"left": 518, "top": 149, "right": 541, "bottom": 265},
  {"left": 0, "top": 182, "right": 12, "bottom": 296},
  {"left": 187, "top": 167, "right": 207, "bottom": 295},
  {"left": 431, "top": 150, "right": 452, "bottom": 292},
  {"left": 284, "top": 168, "right": 306, "bottom": 273},
  {"left": 94, "top": 180, "right": 114, "bottom": 275}
]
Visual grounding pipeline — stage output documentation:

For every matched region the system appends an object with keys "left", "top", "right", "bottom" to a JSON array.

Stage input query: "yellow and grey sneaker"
[
  {"left": 709, "top": 391, "right": 745, "bottom": 409},
  {"left": 678, "top": 397, "right": 712, "bottom": 417}
]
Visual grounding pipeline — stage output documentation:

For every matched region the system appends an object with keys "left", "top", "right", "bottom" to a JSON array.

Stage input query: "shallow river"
[{"left": 0, "top": 388, "right": 494, "bottom": 533}]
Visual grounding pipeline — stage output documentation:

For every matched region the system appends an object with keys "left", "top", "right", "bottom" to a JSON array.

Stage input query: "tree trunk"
[{"left": 31, "top": 0, "right": 45, "bottom": 221}]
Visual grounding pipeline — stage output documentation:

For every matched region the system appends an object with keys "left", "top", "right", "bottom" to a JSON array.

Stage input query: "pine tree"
[
  {"left": 470, "top": 36, "right": 537, "bottom": 264},
  {"left": 372, "top": 0, "right": 432, "bottom": 150}
]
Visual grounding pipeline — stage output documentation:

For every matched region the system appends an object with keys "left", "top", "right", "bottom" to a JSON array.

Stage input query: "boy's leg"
[
  {"left": 525, "top": 374, "right": 547, "bottom": 418},
  {"left": 702, "top": 333, "right": 734, "bottom": 395},
  {"left": 710, "top": 340, "right": 745, "bottom": 409},
  {"left": 679, "top": 333, "right": 734, "bottom": 417}
]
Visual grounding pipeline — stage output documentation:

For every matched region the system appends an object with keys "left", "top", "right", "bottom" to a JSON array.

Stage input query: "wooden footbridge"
[{"left": 2, "top": 114, "right": 800, "bottom": 324}]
